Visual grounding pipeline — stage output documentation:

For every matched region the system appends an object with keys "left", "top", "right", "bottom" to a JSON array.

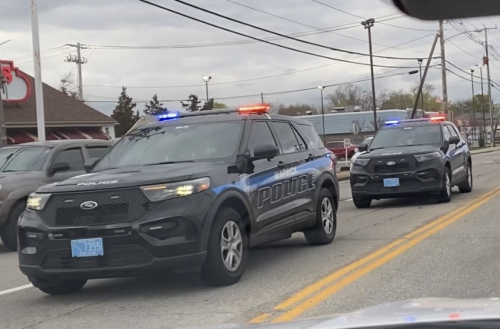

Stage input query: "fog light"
[
  {"left": 353, "top": 175, "right": 369, "bottom": 184},
  {"left": 21, "top": 247, "right": 37, "bottom": 255}
]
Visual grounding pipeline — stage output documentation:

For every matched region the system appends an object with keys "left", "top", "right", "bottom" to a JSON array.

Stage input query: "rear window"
[
  {"left": 326, "top": 142, "right": 344, "bottom": 148},
  {"left": 297, "top": 124, "right": 324, "bottom": 149},
  {"left": 86, "top": 146, "right": 110, "bottom": 159}
]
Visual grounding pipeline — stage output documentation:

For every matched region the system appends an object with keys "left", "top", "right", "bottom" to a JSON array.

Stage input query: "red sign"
[{"left": 0, "top": 60, "right": 30, "bottom": 103}]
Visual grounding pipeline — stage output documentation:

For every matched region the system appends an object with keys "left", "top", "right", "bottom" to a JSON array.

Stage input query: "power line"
[
  {"left": 84, "top": 71, "right": 417, "bottom": 103},
  {"left": 311, "top": 0, "right": 438, "bottom": 32},
  {"left": 147, "top": 0, "right": 437, "bottom": 61},
  {"left": 447, "top": 39, "right": 481, "bottom": 59}
]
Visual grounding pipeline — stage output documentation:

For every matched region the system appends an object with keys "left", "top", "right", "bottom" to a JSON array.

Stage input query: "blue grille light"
[{"left": 156, "top": 111, "right": 180, "bottom": 121}]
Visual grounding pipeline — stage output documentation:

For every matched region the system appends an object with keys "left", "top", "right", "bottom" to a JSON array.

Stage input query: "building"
[
  {"left": 1, "top": 60, "right": 116, "bottom": 144},
  {"left": 301, "top": 109, "right": 411, "bottom": 143}
]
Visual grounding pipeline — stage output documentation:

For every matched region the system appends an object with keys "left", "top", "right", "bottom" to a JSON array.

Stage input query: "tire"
[
  {"left": 458, "top": 161, "right": 473, "bottom": 193},
  {"left": 0, "top": 202, "right": 25, "bottom": 251},
  {"left": 201, "top": 208, "right": 248, "bottom": 286},
  {"left": 31, "top": 278, "right": 87, "bottom": 295},
  {"left": 437, "top": 167, "right": 452, "bottom": 203},
  {"left": 304, "top": 188, "right": 337, "bottom": 245},
  {"left": 353, "top": 196, "right": 372, "bottom": 208}
]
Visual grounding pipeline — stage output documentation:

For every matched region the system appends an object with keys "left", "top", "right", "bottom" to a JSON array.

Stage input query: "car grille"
[
  {"left": 40, "top": 188, "right": 156, "bottom": 227},
  {"left": 41, "top": 246, "right": 153, "bottom": 270},
  {"left": 366, "top": 156, "right": 417, "bottom": 174}
]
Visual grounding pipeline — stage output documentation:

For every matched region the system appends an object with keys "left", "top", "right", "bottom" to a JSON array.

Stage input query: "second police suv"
[
  {"left": 18, "top": 104, "right": 339, "bottom": 295},
  {"left": 350, "top": 115, "right": 472, "bottom": 208}
]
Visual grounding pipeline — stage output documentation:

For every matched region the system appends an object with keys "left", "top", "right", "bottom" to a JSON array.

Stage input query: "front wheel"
[
  {"left": 458, "top": 162, "right": 473, "bottom": 193},
  {"left": 304, "top": 188, "right": 337, "bottom": 245},
  {"left": 201, "top": 208, "right": 248, "bottom": 286},
  {"left": 353, "top": 197, "right": 372, "bottom": 208},
  {"left": 31, "top": 278, "right": 87, "bottom": 295},
  {"left": 0, "top": 202, "right": 25, "bottom": 251},
  {"left": 437, "top": 167, "right": 452, "bottom": 203}
]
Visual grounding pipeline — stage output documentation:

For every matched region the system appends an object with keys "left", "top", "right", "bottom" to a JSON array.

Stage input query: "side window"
[
  {"left": 246, "top": 121, "right": 277, "bottom": 156},
  {"left": 447, "top": 125, "right": 460, "bottom": 138},
  {"left": 442, "top": 125, "right": 452, "bottom": 141},
  {"left": 298, "top": 124, "right": 324, "bottom": 149},
  {"left": 291, "top": 126, "right": 307, "bottom": 151},
  {"left": 52, "top": 148, "right": 85, "bottom": 171},
  {"left": 86, "top": 146, "right": 110, "bottom": 159},
  {"left": 270, "top": 121, "right": 301, "bottom": 154}
]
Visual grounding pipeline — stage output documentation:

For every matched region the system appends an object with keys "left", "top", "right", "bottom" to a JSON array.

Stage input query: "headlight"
[
  {"left": 414, "top": 151, "right": 441, "bottom": 162},
  {"left": 140, "top": 177, "right": 211, "bottom": 202},
  {"left": 26, "top": 193, "right": 51, "bottom": 211},
  {"left": 352, "top": 158, "right": 370, "bottom": 167}
]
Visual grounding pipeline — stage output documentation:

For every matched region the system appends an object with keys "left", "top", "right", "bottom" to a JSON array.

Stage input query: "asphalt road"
[{"left": 1, "top": 151, "right": 500, "bottom": 329}]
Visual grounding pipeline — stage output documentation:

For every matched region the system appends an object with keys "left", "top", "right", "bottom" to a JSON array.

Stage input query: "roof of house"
[
  {"left": 3, "top": 72, "right": 115, "bottom": 126},
  {"left": 301, "top": 109, "right": 411, "bottom": 135}
]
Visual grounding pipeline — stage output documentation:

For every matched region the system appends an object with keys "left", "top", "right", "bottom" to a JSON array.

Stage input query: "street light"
[
  {"left": 476, "top": 64, "right": 487, "bottom": 143},
  {"left": 318, "top": 86, "right": 326, "bottom": 144},
  {"left": 417, "top": 59, "right": 424, "bottom": 114},
  {"left": 361, "top": 18, "right": 377, "bottom": 131},
  {"left": 469, "top": 69, "right": 476, "bottom": 140},
  {"left": 202, "top": 75, "right": 211, "bottom": 101}
]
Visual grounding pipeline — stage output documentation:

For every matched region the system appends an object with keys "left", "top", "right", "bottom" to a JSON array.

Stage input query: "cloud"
[{"left": 0, "top": 0, "right": 498, "bottom": 117}]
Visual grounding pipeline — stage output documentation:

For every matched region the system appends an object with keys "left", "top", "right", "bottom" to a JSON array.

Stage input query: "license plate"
[
  {"left": 383, "top": 178, "right": 400, "bottom": 187},
  {"left": 71, "top": 238, "right": 104, "bottom": 258}
]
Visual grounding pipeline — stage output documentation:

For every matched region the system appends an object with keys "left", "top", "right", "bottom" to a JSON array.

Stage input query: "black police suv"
[
  {"left": 350, "top": 117, "right": 472, "bottom": 208},
  {"left": 18, "top": 105, "right": 339, "bottom": 295}
]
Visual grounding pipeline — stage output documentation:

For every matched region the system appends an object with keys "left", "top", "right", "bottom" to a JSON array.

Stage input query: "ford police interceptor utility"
[
  {"left": 350, "top": 116, "right": 472, "bottom": 208},
  {"left": 18, "top": 105, "right": 339, "bottom": 295}
]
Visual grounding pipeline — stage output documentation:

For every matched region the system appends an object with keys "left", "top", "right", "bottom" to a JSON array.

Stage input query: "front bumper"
[
  {"left": 350, "top": 161, "right": 444, "bottom": 198},
  {"left": 18, "top": 192, "right": 213, "bottom": 280}
]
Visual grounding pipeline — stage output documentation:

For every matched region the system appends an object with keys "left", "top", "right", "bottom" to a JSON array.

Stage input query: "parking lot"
[{"left": 1, "top": 149, "right": 500, "bottom": 329}]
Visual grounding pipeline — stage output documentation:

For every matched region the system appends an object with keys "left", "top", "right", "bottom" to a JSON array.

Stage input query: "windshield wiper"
[{"left": 145, "top": 161, "right": 195, "bottom": 166}]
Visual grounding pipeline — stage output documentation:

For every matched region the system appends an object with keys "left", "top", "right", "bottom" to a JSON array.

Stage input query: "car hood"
[
  {"left": 360, "top": 145, "right": 439, "bottom": 158},
  {"left": 37, "top": 162, "right": 225, "bottom": 193},
  {"left": 181, "top": 298, "right": 500, "bottom": 329}
]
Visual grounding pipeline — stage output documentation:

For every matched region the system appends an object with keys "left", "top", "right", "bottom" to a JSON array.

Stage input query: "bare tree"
[
  {"left": 370, "top": 117, "right": 385, "bottom": 131},
  {"left": 326, "top": 84, "right": 370, "bottom": 110},
  {"left": 59, "top": 72, "right": 78, "bottom": 99}
]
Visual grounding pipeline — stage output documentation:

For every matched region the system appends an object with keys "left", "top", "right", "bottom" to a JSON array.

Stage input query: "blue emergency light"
[
  {"left": 156, "top": 111, "right": 180, "bottom": 121},
  {"left": 385, "top": 120, "right": 400, "bottom": 126}
]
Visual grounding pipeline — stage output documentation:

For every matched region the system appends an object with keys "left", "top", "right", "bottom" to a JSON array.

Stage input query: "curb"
[{"left": 471, "top": 148, "right": 500, "bottom": 155}]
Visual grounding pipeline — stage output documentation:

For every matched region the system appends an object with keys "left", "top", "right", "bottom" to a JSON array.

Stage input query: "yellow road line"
[
  {"left": 271, "top": 187, "right": 500, "bottom": 323},
  {"left": 248, "top": 186, "right": 500, "bottom": 324}
]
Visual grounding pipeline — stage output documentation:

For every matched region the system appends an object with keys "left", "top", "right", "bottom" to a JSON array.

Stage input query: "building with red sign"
[{"left": 1, "top": 61, "right": 115, "bottom": 144}]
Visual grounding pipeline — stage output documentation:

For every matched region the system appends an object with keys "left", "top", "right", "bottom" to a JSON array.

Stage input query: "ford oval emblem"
[
  {"left": 80, "top": 201, "right": 98, "bottom": 210},
  {"left": 386, "top": 161, "right": 396, "bottom": 166}
]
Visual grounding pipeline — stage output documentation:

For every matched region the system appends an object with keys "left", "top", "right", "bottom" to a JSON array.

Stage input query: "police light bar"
[
  {"left": 385, "top": 120, "right": 400, "bottom": 126},
  {"left": 238, "top": 104, "right": 270, "bottom": 113},
  {"left": 430, "top": 116, "right": 446, "bottom": 121},
  {"left": 156, "top": 111, "right": 180, "bottom": 121}
]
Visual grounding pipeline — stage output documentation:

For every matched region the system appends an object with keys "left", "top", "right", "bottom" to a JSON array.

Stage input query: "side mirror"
[
  {"left": 354, "top": 148, "right": 359, "bottom": 153},
  {"left": 252, "top": 144, "right": 279, "bottom": 161},
  {"left": 49, "top": 162, "right": 71, "bottom": 176},
  {"left": 84, "top": 158, "right": 100, "bottom": 173},
  {"left": 449, "top": 136, "right": 460, "bottom": 145},
  {"left": 358, "top": 144, "right": 368, "bottom": 152},
  {"left": 441, "top": 140, "right": 450, "bottom": 153}
]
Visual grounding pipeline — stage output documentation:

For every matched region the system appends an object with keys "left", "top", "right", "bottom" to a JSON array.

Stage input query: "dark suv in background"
[
  {"left": 18, "top": 105, "right": 339, "bottom": 295},
  {"left": 0, "top": 140, "right": 112, "bottom": 251}
]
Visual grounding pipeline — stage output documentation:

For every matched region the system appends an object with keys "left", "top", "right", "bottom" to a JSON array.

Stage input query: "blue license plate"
[
  {"left": 71, "top": 238, "right": 104, "bottom": 258},
  {"left": 383, "top": 178, "right": 400, "bottom": 187}
]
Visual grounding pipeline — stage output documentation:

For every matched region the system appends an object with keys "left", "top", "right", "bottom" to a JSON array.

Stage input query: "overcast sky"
[{"left": 1, "top": 0, "right": 499, "bottom": 116}]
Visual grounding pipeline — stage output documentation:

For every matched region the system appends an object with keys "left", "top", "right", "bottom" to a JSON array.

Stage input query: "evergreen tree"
[
  {"left": 111, "top": 87, "right": 138, "bottom": 137},
  {"left": 144, "top": 94, "right": 164, "bottom": 115},
  {"left": 181, "top": 94, "right": 201, "bottom": 112}
]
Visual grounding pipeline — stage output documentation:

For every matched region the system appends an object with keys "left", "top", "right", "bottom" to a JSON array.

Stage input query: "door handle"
[{"left": 277, "top": 161, "right": 287, "bottom": 169}]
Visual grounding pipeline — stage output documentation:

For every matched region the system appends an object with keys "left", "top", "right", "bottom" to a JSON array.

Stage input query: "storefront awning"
[{"left": 7, "top": 128, "right": 111, "bottom": 144}]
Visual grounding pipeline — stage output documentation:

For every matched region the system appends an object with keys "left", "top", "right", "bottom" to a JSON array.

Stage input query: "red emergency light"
[
  {"left": 238, "top": 104, "right": 270, "bottom": 114},
  {"left": 430, "top": 115, "right": 446, "bottom": 122}
]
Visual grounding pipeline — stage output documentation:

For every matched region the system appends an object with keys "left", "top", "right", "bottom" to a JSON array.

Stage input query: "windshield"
[
  {"left": 0, "top": 146, "right": 50, "bottom": 172},
  {"left": 369, "top": 125, "right": 442, "bottom": 150},
  {"left": 94, "top": 121, "right": 243, "bottom": 170}
]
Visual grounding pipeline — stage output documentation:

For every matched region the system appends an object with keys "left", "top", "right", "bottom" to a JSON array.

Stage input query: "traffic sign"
[
  {"left": 343, "top": 138, "right": 351, "bottom": 148},
  {"left": 352, "top": 122, "right": 361, "bottom": 135}
]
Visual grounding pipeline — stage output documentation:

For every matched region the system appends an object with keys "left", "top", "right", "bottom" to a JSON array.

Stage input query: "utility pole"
[
  {"left": 318, "top": 86, "right": 326, "bottom": 144},
  {"left": 477, "top": 64, "right": 487, "bottom": 143},
  {"left": 260, "top": 92, "right": 264, "bottom": 104},
  {"left": 439, "top": 21, "right": 449, "bottom": 115},
  {"left": 64, "top": 43, "right": 88, "bottom": 101},
  {"left": 31, "top": 0, "right": 46, "bottom": 142},
  {"left": 417, "top": 58, "right": 424, "bottom": 114},
  {"left": 361, "top": 18, "right": 377, "bottom": 132},
  {"left": 0, "top": 66, "right": 6, "bottom": 147},
  {"left": 469, "top": 69, "right": 476, "bottom": 140},
  {"left": 483, "top": 28, "right": 496, "bottom": 147}
]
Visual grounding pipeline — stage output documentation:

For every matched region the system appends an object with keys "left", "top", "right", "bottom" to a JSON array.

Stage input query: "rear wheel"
[
  {"left": 201, "top": 208, "right": 248, "bottom": 286},
  {"left": 31, "top": 278, "right": 87, "bottom": 295},
  {"left": 458, "top": 162, "right": 473, "bottom": 193},
  {"left": 0, "top": 202, "right": 25, "bottom": 251},
  {"left": 437, "top": 167, "right": 452, "bottom": 203},
  {"left": 304, "top": 188, "right": 337, "bottom": 245},
  {"left": 353, "top": 197, "right": 372, "bottom": 208}
]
